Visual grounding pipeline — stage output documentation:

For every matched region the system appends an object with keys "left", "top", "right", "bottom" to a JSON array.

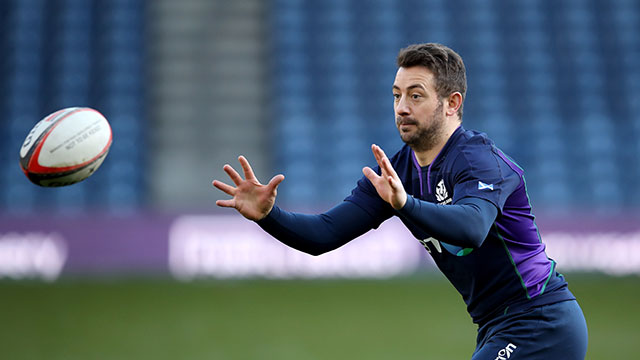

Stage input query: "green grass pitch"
[{"left": 0, "top": 274, "right": 637, "bottom": 359}]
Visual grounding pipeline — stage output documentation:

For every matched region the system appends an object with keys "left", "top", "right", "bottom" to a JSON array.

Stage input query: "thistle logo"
[
  {"left": 435, "top": 179, "right": 451, "bottom": 204},
  {"left": 495, "top": 343, "right": 517, "bottom": 360}
]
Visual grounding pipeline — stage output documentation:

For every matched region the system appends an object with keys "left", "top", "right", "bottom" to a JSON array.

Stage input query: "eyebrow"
[{"left": 392, "top": 84, "right": 427, "bottom": 91}]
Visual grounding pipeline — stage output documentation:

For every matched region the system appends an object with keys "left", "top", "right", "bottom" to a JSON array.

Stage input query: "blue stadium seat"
[
  {"left": 11, "top": 0, "right": 638, "bottom": 211},
  {"left": 270, "top": 0, "right": 640, "bottom": 209},
  {"left": 0, "top": 0, "right": 145, "bottom": 212}
]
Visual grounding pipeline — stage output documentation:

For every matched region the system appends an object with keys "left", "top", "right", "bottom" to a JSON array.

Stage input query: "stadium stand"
[
  {"left": 270, "top": 0, "right": 640, "bottom": 210},
  {"left": 1, "top": 0, "right": 638, "bottom": 213},
  {"left": 1, "top": 0, "right": 145, "bottom": 213}
]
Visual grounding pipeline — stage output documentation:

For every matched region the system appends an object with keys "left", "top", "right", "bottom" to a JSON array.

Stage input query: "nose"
[{"left": 395, "top": 96, "right": 410, "bottom": 116}]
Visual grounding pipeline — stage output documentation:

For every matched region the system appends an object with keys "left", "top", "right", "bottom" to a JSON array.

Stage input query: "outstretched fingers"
[
  {"left": 373, "top": 144, "right": 399, "bottom": 179},
  {"left": 267, "top": 174, "right": 285, "bottom": 191},
  {"left": 212, "top": 180, "right": 236, "bottom": 196},
  {"left": 387, "top": 175, "right": 401, "bottom": 190},
  {"left": 362, "top": 166, "right": 380, "bottom": 182},
  {"left": 369, "top": 145, "right": 387, "bottom": 180},
  {"left": 371, "top": 145, "right": 384, "bottom": 172},
  {"left": 223, "top": 164, "right": 244, "bottom": 186},
  {"left": 372, "top": 144, "right": 386, "bottom": 164},
  {"left": 214, "top": 157, "right": 284, "bottom": 220},
  {"left": 216, "top": 198, "right": 236, "bottom": 208},
  {"left": 368, "top": 145, "right": 399, "bottom": 183},
  {"left": 238, "top": 156, "right": 257, "bottom": 181},
  {"left": 382, "top": 155, "right": 398, "bottom": 178}
]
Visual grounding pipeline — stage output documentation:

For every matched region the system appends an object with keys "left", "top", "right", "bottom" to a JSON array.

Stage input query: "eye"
[
  {"left": 393, "top": 93, "right": 400, "bottom": 100},
  {"left": 411, "top": 94, "right": 421, "bottom": 100}
]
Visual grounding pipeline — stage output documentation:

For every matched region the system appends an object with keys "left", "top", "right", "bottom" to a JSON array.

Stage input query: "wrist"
[
  {"left": 397, "top": 194, "right": 414, "bottom": 213},
  {"left": 256, "top": 205, "right": 279, "bottom": 223},
  {"left": 393, "top": 192, "right": 408, "bottom": 210}
]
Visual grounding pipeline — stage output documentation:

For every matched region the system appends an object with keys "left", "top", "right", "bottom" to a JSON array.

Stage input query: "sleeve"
[
  {"left": 397, "top": 196, "right": 498, "bottom": 248},
  {"left": 256, "top": 201, "right": 384, "bottom": 256},
  {"left": 257, "top": 148, "right": 405, "bottom": 256},
  {"left": 451, "top": 144, "right": 522, "bottom": 213},
  {"left": 344, "top": 167, "right": 395, "bottom": 228}
]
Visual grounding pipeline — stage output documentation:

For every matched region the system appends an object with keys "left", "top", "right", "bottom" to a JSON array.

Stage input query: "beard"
[{"left": 396, "top": 100, "right": 445, "bottom": 152}]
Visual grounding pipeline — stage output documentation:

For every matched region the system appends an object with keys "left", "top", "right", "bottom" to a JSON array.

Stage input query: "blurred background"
[{"left": 1, "top": 0, "right": 639, "bottom": 359}]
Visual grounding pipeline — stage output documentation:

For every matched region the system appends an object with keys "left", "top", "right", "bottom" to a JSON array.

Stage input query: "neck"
[{"left": 413, "top": 121, "right": 460, "bottom": 167}]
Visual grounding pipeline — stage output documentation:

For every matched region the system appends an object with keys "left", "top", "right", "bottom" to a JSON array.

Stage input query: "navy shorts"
[{"left": 472, "top": 300, "right": 588, "bottom": 360}]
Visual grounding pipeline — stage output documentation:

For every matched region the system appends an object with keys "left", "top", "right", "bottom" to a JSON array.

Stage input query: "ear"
[{"left": 445, "top": 92, "right": 463, "bottom": 118}]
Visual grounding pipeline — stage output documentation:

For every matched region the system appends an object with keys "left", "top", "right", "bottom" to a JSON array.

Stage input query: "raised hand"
[
  {"left": 212, "top": 156, "right": 285, "bottom": 221},
  {"left": 362, "top": 144, "right": 407, "bottom": 210}
]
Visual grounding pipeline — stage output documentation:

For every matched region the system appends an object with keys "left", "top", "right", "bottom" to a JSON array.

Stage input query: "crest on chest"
[{"left": 435, "top": 179, "right": 452, "bottom": 204}]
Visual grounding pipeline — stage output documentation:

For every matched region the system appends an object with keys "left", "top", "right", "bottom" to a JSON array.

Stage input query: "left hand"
[{"left": 362, "top": 144, "right": 407, "bottom": 210}]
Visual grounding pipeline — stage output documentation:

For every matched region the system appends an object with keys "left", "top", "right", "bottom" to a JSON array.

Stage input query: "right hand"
[
  {"left": 363, "top": 144, "right": 407, "bottom": 210},
  {"left": 212, "top": 156, "right": 285, "bottom": 221}
]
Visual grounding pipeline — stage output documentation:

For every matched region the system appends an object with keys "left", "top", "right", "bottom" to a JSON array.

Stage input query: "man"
[{"left": 213, "top": 43, "right": 588, "bottom": 359}]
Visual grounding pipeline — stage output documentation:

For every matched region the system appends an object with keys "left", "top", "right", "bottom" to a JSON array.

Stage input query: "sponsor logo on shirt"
[
  {"left": 495, "top": 343, "right": 517, "bottom": 359},
  {"left": 419, "top": 237, "right": 474, "bottom": 256},
  {"left": 435, "top": 179, "right": 452, "bottom": 204},
  {"left": 419, "top": 237, "right": 442, "bottom": 253}
]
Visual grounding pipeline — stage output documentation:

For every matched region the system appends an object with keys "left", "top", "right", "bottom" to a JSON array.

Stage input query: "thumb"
[
  {"left": 267, "top": 174, "right": 285, "bottom": 190},
  {"left": 388, "top": 176, "right": 403, "bottom": 191},
  {"left": 388, "top": 176, "right": 398, "bottom": 189},
  {"left": 363, "top": 167, "right": 377, "bottom": 181}
]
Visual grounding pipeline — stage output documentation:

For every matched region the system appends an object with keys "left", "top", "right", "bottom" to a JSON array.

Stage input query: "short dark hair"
[{"left": 396, "top": 43, "right": 467, "bottom": 119}]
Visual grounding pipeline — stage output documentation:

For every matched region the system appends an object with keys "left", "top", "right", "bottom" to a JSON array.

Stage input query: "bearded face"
[
  {"left": 396, "top": 99, "right": 445, "bottom": 152},
  {"left": 393, "top": 66, "right": 449, "bottom": 152}
]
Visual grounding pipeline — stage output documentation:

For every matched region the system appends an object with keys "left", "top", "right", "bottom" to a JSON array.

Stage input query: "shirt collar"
[{"left": 410, "top": 125, "right": 464, "bottom": 196}]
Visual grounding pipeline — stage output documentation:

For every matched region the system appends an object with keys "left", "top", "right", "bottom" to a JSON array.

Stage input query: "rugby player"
[{"left": 213, "top": 43, "right": 588, "bottom": 359}]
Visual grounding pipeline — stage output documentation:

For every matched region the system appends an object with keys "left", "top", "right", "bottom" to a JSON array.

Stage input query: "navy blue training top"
[{"left": 345, "top": 126, "right": 574, "bottom": 325}]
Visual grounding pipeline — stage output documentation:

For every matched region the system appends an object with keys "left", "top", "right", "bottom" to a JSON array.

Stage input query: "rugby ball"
[{"left": 19, "top": 107, "right": 112, "bottom": 187}]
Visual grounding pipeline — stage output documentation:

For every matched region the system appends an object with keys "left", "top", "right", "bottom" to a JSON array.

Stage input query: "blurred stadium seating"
[
  {"left": 1, "top": 0, "right": 639, "bottom": 212},
  {"left": 0, "top": 0, "right": 145, "bottom": 213},
  {"left": 270, "top": 0, "right": 640, "bottom": 211}
]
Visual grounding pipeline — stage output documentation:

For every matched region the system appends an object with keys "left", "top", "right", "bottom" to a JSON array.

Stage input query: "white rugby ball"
[{"left": 19, "top": 107, "right": 113, "bottom": 187}]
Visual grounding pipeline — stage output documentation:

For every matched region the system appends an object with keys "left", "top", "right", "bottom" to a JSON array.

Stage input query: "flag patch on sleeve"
[{"left": 478, "top": 181, "right": 494, "bottom": 190}]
